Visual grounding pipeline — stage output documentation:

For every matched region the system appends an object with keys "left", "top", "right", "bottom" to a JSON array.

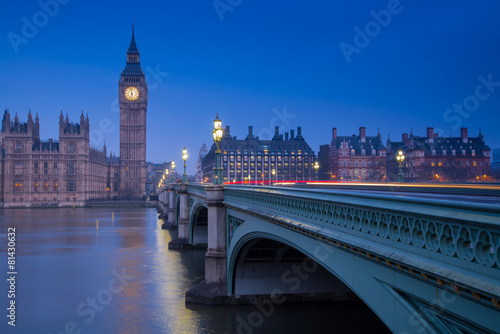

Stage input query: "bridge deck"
[{"left": 273, "top": 182, "right": 500, "bottom": 205}]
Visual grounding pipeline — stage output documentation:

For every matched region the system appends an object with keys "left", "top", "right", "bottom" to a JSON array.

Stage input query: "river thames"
[{"left": 1, "top": 207, "right": 389, "bottom": 334}]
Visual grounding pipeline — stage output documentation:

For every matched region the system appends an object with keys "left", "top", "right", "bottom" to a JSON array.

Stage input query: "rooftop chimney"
[
  {"left": 223, "top": 125, "right": 232, "bottom": 139},
  {"left": 246, "top": 125, "right": 255, "bottom": 139},
  {"left": 273, "top": 126, "right": 282, "bottom": 140},
  {"left": 290, "top": 129, "right": 295, "bottom": 139},
  {"left": 332, "top": 127, "right": 337, "bottom": 140},
  {"left": 402, "top": 133, "right": 409, "bottom": 146},
  {"left": 285, "top": 132, "right": 289, "bottom": 140},
  {"left": 359, "top": 127, "right": 366, "bottom": 142},
  {"left": 427, "top": 127, "right": 434, "bottom": 143},
  {"left": 460, "top": 127, "right": 468, "bottom": 143}
]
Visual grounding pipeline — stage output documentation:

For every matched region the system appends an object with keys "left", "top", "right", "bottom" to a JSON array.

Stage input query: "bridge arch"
[
  {"left": 189, "top": 201, "right": 208, "bottom": 245},
  {"left": 174, "top": 193, "right": 180, "bottom": 226},
  {"left": 227, "top": 216, "right": 498, "bottom": 334}
]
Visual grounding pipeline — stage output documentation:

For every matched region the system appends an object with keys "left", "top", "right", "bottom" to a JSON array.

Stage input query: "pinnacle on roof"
[{"left": 127, "top": 24, "right": 139, "bottom": 55}]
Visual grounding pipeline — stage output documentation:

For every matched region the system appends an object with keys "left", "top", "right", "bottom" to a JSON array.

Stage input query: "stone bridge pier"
[
  {"left": 168, "top": 184, "right": 191, "bottom": 248},
  {"left": 185, "top": 184, "right": 228, "bottom": 302},
  {"left": 158, "top": 189, "right": 168, "bottom": 221}
]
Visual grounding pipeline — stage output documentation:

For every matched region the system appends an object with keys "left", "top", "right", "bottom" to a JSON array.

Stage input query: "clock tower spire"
[{"left": 118, "top": 25, "right": 148, "bottom": 199}]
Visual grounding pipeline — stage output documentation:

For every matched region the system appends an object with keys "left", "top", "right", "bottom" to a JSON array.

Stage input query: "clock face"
[{"left": 125, "top": 86, "right": 139, "bottom": 100}]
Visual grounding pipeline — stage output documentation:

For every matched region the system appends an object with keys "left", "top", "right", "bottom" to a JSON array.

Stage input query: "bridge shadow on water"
[{"left": 174, "top": 232, "right": 390, "bottom": 334}]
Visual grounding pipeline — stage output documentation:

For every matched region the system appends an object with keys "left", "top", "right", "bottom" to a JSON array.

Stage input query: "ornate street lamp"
[
  {"left": 182, "top": 147, "right": 188, "bottom": 183},
  {"left": 212, "top": 113, "right": 223, "bottom": 184},
  {"left": 314, "top": 161, "right": 319, "bottom": 181},
  {"left": 396, "top": 150, "right": 405, "bottom": 183},
  {"left": 171, "top": 161, "right": 175, "bottom": 183}
]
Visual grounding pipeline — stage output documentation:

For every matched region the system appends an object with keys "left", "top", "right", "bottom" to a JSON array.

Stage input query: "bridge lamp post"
[
  {"left": 182, "top": 147, "right": 188, "bottom": 183},
  {"left": 213, "top": 114, "right": 224, "bottom": 184},
  {"left": 171, "top": 161, "right": 175, "bottom": 183},
  {"left": 314, "top": 161, "right": 319, "bottom": 181},
  {"left": 396, "top": 150, "right": 405, "bottom": 183},
  {"left": 165, "top": 169, "right": 169, "bottom": 184},
  {"left": 272, "top": 169, "right": 276, "bottom": 183}
]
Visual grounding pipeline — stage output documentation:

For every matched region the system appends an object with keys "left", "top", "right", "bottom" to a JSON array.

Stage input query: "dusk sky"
[{"left": 2, "top": 0, "right": 500, "bottom": 174}]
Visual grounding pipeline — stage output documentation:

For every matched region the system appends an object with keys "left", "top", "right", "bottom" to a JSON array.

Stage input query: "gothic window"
[
  {"left": 442, "top": 150, "right": 446, "bottom": 156},
  {"left": 67, "top": 180, "right": 76, "bottom": 192},
  {"left": 372, "top": 149, "right": 376, "bottom": 156},
  {"left": 68, "top": 162, "right": 76, "bottom": 175},
  {"left": 361, "top": 149, "right": 365, "bottom": 156},
  {"left": 472, "top": 150, "right": 475, "bottom": 156},
  {"left": 342, "top": 160, "right": 347, "bottom": 167},
  {"left": 15, "top": 141, "right": 22, "bottom": 152},
  {"left": 14, "top": 161, "right": 23, "bottom": 175},
  {"left": 34, "top": 162, "right": 38, "bottom": 174},
  {"left": 452, "top": 150, "right": 456, "bottom": 156},
  {"left": 355, "top": 161, "right": 359, "bottom": 167},
  {"left": 69, "top": 142, "right": 75, "bottom": 153},
  {"left": 44, "top": 182, "right": 49, "bottom": 191},
  {"left": 44, "top": 162, "right": 48, "bottom": 174},
  {"left": 53, "top": 163, "right": 58, "bottom": 175},
  {"left": 361, "top": 161, "right": 366, "bottom": 167},
  {"left": 34, "top": 183, "right": 39, "bottom": 192},
  {"left": 53, "top": 182, "right": 58, "bottom": 191}
]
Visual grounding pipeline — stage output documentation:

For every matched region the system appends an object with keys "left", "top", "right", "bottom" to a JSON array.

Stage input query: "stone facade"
[
  {"left": 329, "top": 127, "right": 387, "bottom": 181},
  {"left": 118, "top": 27, "right": 147, "bottom": 199},
  {"left": 386, "top": 127, "right": 491, "bottom": 182},
  {"left": 0, "top": 29, "right": 147, "bottom": 206},
  {"left": 328, "top": 126, "right": 492, "bottom": 183},
  {"left": 0, "top": 110, "right": 120, "bottom": 207}
]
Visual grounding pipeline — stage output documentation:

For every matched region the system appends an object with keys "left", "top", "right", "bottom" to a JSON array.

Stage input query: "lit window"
[{"left": 13, "top": 181, "right": 23, "bottom": 192}]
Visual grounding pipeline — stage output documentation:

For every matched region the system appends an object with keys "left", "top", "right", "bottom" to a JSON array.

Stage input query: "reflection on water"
[{"left": 0, "top": 208, "right": 388, "bottom": 334}]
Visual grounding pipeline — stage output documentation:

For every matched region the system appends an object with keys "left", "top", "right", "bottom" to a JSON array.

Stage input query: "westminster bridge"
[{"left": 157, "top": 182, "right": 500, "bottom": 334}]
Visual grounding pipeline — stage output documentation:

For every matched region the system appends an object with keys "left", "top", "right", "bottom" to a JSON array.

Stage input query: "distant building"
[
  {"left": 202, "top": 125, "right": 315, "bottom": 183},
  {"left": 195, "top": 143, "right": 208, "bottom": 182},
  {"left": 329, "top": 127, "right": 387, "bottom": 181},
  {"left": 152, "top": 161, "right": 177, "bottom": 193},
  {"left": 387, "top": 127, "right": 491, "bottom": 183},
  {"left": 492, "top": 148, "right": 500, "bottom": 179},
  {"left": 317, "top": 144, "right": 330, "bottom": 181}
]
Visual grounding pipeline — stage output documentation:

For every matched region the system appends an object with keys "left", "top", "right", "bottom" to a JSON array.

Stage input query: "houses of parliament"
[{"left": 0, "top": 29, "right": 147, "bottom": 207}]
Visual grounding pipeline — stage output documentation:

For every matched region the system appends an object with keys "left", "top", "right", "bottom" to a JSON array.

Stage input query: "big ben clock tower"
[{"left": 119, "top": 26, "right": 147, "bottom": 199}]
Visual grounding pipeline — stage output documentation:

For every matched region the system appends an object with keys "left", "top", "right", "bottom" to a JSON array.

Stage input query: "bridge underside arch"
[
  {"left": 189, "top": 203, "right": 208, "bottom": 245},
  {"left": 227, "top": 216, "right": 500, "bottom": 334},
  {"left": 233, "top": 238, "right": 354, "bottom": 300}
]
